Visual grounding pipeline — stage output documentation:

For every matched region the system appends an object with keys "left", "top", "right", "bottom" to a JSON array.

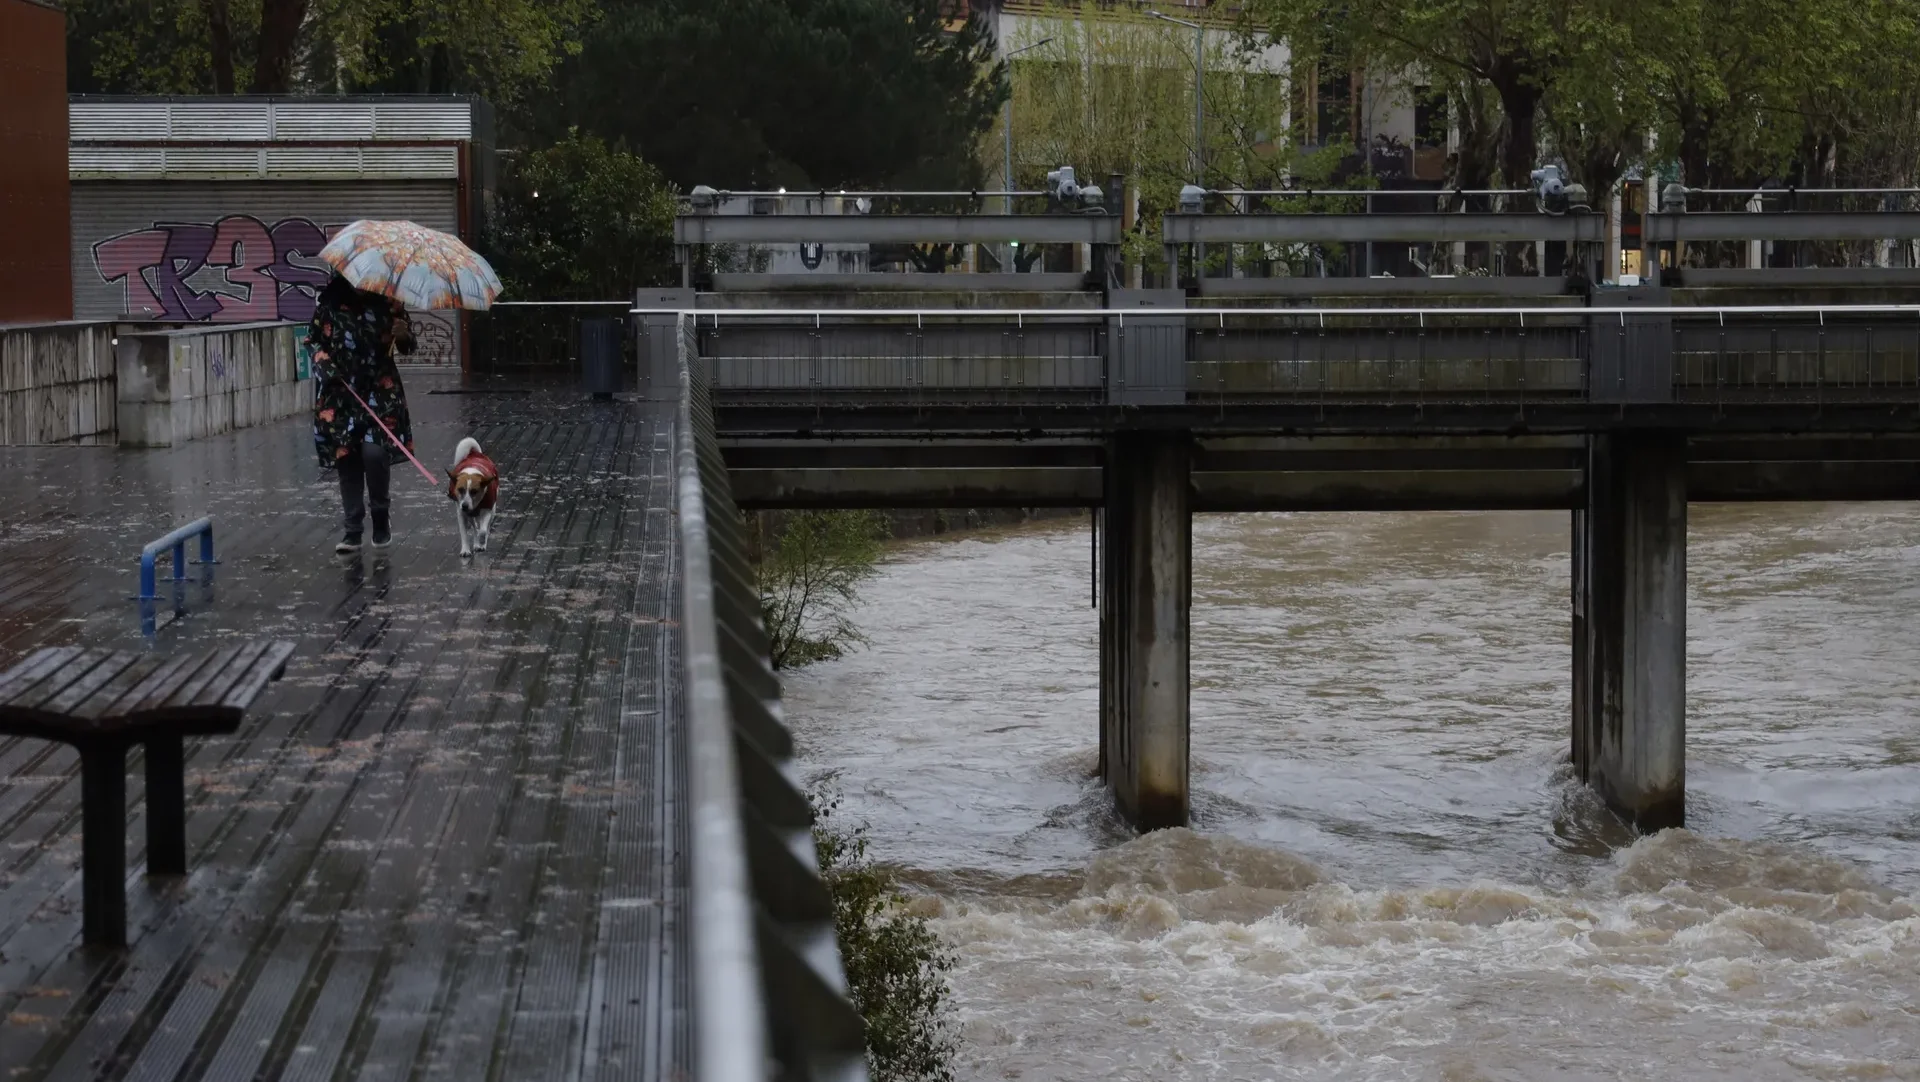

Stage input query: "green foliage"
[
  {"left": 747, "top": 511, "right": 889, "bottom": 671},
  {"left": 1002, "top": 4, "right": 1291, "bottom": 204},
  {"left": 522, "top": 0, "right": 1007, "bottom": 189},
  {"left": 66, "top": 0, "right": 229, "bottom": 93},
  {"left": 1249, "top": 0, "right": 1578, "bottom": 190},
  {"left": 485, "top": 131, "right": 679, "bottom": 301},
  {"left": 311, "top": 0, "right": 596, "bottom": 100},
  {"left": 1247, "top": 0, "right": 1920, "bottom": 193},
  {"left": 65, "top": 0, "right": 592, "bottom": 102},
  {"left": 812, "top": 791, "right": 957, "bottom": 1082}
]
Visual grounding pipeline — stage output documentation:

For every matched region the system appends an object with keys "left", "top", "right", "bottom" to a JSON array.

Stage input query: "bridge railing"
[
  {"left": 654, "top": 305, "right": 1920, "bottom": 410},
  {"left": 674, "top": 319, "right": 869, "bottom": 1082}
]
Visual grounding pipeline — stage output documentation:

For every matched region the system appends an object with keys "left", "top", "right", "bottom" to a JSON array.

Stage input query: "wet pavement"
[{"left": 0, "top": 376, "right": 687, "bottom": 1081}]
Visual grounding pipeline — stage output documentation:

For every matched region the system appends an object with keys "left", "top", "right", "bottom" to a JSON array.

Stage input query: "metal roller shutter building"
[{"left": 69, "top": 96, "right": 494, "bottom": 368}]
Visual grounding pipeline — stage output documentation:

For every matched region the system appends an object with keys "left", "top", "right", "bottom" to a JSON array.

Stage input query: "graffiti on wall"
[
  {"left": 91, "top": 214, "right": 461, "bottom": 365},
  {"left": 93, "top": 215, "right": 343, "bottom": 324},
  {"left": 405, "top": 316, "right": 456, "bottom": 366}
]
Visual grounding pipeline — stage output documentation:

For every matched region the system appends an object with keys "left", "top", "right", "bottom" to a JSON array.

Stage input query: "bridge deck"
[{"left": 0, "top": 381, "right": 687, "bottom": 1081}]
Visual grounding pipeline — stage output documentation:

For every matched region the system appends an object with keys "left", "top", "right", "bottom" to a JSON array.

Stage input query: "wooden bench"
[{"left": 0, "top": 640, "right": 295, "bottom": 947}]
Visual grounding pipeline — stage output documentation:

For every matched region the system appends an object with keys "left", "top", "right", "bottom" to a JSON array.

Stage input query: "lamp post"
[
  {"left": 1003, "top": 37, "right": 1055, "bottom": 208},
  {"left": 1151, "top": 9, "right": 1205, "bottom": 281},
  {"left": 1149, "top": 9, "right": 1204, "bottom": 187},
  {"left": 1002, "top": 36, "right": 1052, "bottom": 273}
]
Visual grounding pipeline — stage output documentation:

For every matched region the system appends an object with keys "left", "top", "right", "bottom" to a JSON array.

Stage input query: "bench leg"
[
  {"left": 145, "top": 735, "right": 187, "bottom": 876},
  {"left": 78, "top": 741, "right": 128, "bottom": 949}
]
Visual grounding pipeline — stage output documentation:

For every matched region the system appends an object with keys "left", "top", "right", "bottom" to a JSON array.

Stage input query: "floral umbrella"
[{"left": 318, "top": 220, "right": 503, "bottom": 311}]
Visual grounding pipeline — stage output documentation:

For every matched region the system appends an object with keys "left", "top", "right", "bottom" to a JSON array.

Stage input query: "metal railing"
[
  {"left": 137, "top": 516, "right": 215, "bottom": 600},
  {"left": 675, "top": 323, "right": 868, "bottom": 1082},
  {"left": 646, "top": 305, "right": 1920, "bottom": 412},
  {"left": 468, "top": 302, "right": 635, "bottom": 374}
]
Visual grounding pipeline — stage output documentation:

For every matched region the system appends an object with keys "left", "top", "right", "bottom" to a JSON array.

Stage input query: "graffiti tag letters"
[
  {"left": 406, "top": 317, "right": 455, "bottom": 366},
  {"left": 93, "top": 215, "right": 340, "bottom": 324}
]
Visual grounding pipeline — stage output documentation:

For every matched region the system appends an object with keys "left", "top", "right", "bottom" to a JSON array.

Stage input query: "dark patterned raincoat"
[{"left": 306, "top": 292, "right": 415, "bottom": 470}]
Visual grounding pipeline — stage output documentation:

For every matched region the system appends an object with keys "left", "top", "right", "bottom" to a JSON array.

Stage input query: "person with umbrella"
[
  {"left": 307, "top": 273, "right": 416, "bottom": 553},
  {"left": 310, "top": 220, "right": 503, "bottom": 555}
]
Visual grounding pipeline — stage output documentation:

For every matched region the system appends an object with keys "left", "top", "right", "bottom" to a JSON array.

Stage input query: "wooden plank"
[
  {"left": 41, "top": 653, "right": 146, "bottom": 719},
  {"left": 214, "top": 641, "right": 297, "bottom": 713},
  {"left": 13, "top": 649, "right": 117, "bottom": 714},
  {"left": 153, "top": 640, "right": 270, "bottom": 714},
  {"left": 121, "top": 647, "right": 235, "bottom": 717},
  {"left": 92, "top": 650, "right": 207, "bottom": 722},
  {"left": 0, "top": 647, "right": 83, "bottom": 704}
]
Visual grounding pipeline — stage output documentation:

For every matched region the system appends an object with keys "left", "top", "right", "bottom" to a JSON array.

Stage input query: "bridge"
[{"left": 656, "top": 184, "right": 1920, "bottom": 841}]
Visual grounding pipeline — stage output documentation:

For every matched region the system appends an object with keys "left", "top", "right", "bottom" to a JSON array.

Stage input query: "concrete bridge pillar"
[
  {"left": 1099, "top": 432, "right": 1192, "bottom": 830},
  {"left": 1572, "top": 433, "right": 1688, "bottom": 831}
]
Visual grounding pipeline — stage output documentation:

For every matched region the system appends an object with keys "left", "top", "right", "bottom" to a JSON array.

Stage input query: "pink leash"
[{"left": 339, "top": 380, "right": 439, "bottom": 486}]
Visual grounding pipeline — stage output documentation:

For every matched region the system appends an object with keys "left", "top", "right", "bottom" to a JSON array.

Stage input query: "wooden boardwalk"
[{"left": 0, "top": 380, "right": 688, "bottom": 1081}]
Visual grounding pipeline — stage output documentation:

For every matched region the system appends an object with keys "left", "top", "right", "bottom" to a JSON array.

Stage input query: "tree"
[
  {"left": 485, "top": 131, "right": 679, "bottom": 300},
  {"left": 1004, "top": 5, "right": 1290, "bottom": 208},
  {"left": 747, "top": 510, "right": 889, "bottom": 671},
  {"left": 67, "top": 0, "right": 226, "bottom": 94},
  {"left": 1639, "top": 0, "right": 1920, "bottom": 192},
  {"left": 1250, "top": 0, "right": 1585, "bottom": 191},
  {"left": 1537, "top": 5, "right": 1648, "bottom": 197},
  {"left": 306, "top": 0, "right": 596, "bottom": 99},
  {"left": 525, "top": 0, "right": 1006, "bottom": 190},
  {"left": 812, "top": 791, "right": 957, "bottom": 1082},
  {"left": 65, "top": 0, "right": 592, "bottom": 103}
]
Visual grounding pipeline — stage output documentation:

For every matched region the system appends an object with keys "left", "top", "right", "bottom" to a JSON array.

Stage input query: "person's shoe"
[
  {"left": 371, "top": 514, "right": 392, "bottom": 548},
  {"left": 335, "top": 533, "right": 363, "bottom": 554}
]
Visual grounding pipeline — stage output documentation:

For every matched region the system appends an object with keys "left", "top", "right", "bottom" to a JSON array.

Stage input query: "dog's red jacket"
[{"left": 446, "top": 450, "right": 500, "bottom": 511}]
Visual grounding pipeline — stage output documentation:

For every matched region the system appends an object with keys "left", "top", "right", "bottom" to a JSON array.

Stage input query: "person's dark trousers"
[{"left": 337, "top": 439, "right": 391, "bottom": 539}]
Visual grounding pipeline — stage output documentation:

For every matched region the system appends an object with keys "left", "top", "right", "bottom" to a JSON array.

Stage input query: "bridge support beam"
[
  {"left": 1100, "top": 432, "right": 1192, "bottom": 830},
  {"left": 1573, "top": 434, "right": 1687, "bottom": 831}
]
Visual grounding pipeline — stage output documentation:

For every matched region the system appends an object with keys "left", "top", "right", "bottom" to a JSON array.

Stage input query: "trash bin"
[{"left": 579, "top": 316, "right": 624, "bottom": 399}]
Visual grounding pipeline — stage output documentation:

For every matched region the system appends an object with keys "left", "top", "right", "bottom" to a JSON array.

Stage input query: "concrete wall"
[
  {"left": 0, "top": 322, "right": 117, "bottom": 444},
  {"left": 116, "top": 322, "right": 309, "bottom": 448}
]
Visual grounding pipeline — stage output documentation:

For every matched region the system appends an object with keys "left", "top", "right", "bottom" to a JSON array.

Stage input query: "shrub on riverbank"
[
  {"left": 745, "top": 510, "right": 889, "bottom": 669},
  {"left": 814, "top": 794, "right": 958, "bottom": 1082}
]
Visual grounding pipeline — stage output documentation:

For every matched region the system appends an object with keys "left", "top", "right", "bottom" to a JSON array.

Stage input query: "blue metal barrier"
[{"left": 139, "top": 518, "right": 214, "bottom": 600}]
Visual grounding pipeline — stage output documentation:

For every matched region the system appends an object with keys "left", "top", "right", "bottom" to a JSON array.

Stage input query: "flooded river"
[{"left": 781, "top": 506, "right": 1920, "bottom": 1081}]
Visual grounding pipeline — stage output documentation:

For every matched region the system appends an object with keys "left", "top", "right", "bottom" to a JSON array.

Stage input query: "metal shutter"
[{"left": 71, "top": 181, "right": 465, "bottom": 367}]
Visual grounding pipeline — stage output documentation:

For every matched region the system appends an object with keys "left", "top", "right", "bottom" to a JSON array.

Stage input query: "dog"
[{"left": 445, "top": 437, "right": 500, "bottom": 558}]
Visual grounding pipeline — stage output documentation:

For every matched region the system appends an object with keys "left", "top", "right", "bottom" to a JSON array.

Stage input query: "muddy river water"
[{"left": 782, "top": 505, "right": 1920, "bottom": 1081}]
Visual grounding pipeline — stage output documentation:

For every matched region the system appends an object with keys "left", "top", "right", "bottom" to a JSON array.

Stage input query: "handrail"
[
  {"left": 636, "top": 304, "right": 1920, "bottom": 319},
  {"left": 674, "top": 212, "right": 1121, "bottom": 246},
  {"left": 676, "top": 326, "right": 767, "bottom": 1082},
  {"left": 138, "top": 517, "right": 213, "bottom": 600},
  {"left": 675, "top": 316, "right": 868, "bottom": 1082},
  {"left": 681, "top": 189, "right": 1051, "bottom": 198}
]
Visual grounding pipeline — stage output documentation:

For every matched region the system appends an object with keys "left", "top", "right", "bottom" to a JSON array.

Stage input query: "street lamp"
[
  {"left": 1152, "top": 9, "right": 1206, "bottom": 281},
  {"left": 1149, "top": 9, "right": 1204, "bottom": 187},
  {"left": 1002, "top": 36, "right": 1052, "bottom": 274},
  {"left": 1004, "top": 37, "right": 1055, "bottom": 209}
]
